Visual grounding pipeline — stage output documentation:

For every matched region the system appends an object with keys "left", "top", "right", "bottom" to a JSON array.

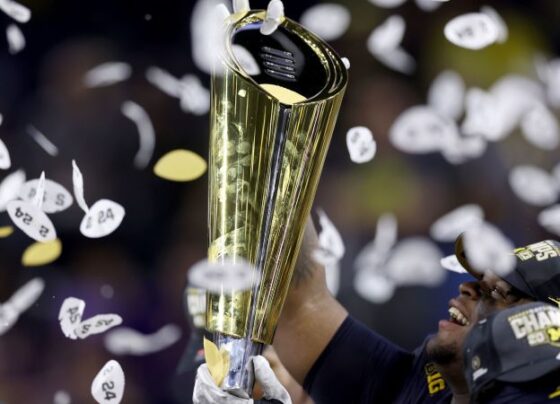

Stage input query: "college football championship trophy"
[{"left": 206, "top": 9, "right": 348, "bottom": 398}]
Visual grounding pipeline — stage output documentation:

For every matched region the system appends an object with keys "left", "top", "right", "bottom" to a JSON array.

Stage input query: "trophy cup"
[{"left": 206, "top": 9, "right": 348, "bottom": 398}]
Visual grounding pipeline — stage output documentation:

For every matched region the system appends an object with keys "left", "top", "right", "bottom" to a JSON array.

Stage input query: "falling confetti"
[
  {"left": 121, "top": 101, "right": 156, "bottom": 169},
  {"left": 346, "top": 126, "right": 377, "bottom": 163},
  {"left": 313, "top": 209, "right": 345, "bottom": 266},
  {"left": 7, "top": 199, "right": 57, "bottom": 242},
  {"left": 153, "top": 149, "right": 207, "bottom": 182},
  {"left": 300, "top": 3, "right": 350, "bottom": 41},
  {"left": 71, "top": 160, "right": 89, "bottom": 213},
  {"left": 427, "top": 70, "right": 465, "bottom": 121},
  {"left": 0, "top": 225, "right": 13, "bottom": 238},
  {"left": 58, "top": 297, "right": 85, "bottom": 340},
  {"left": 21, "top": 238, "right": 62, "bottom": 267},
  {"left": 27, "top": 125, "right": 59, "bottom": 157},
  {"left": 367, "top": 15, "right": 415, "bottom": 73},
  {"left": 520, "top": 104, "right": 559, "bottom": 150},
  {"left": 0, "top": 0, "right": 31, "bottom": 23},
  {"left": 104, "top": 324, "right": 182, "bottom": 355},
  {"left": 480, "top": 5, "right": 508, "bottom": 43},
  {"left": 6, "top": 23, "right": 24, "bottom": 54},
  {"left": 353, "top": 270, "right": 395, "bottom": 304},
  {"left": 145, "top": 66, "right": 183, "bottom": 98},
  {"left": 53, "top": 390, "right": 71, "bottom": 404},
  {"left": 0, "top": 137, "right": 11, "bottom": 170},
  {"left": 80, "top": 199, "right": 125, "bottom": 239},
  {"left": 83, "top": 62, "right": 132, "bottom": 88},
  {"left": 91, "top": 360, "right": 125, "bottom": 404},
  {"left": 178, "top": 75, "right": 210, "bottom": 115},
  {"left": 440, "top": 254, "right": 468, "bottom": 274},
  {"left": 537, "top": 57, "right": 560, "bottom": 108},
  {"left": 461, "top": 222, "right": 516, "bottom": 277},
  {"left": 325, "top": 262, "right": 340, "bottom": 297},
  {"left": 19, "top": 178, "right": 73, "bottom": 214},
  {"left": 261, "top": 0, "right": 284, "bottom": 36},
  {"left": 509, "top": 165, "right": 559, "bottom": 207},
  {"left": 440, "top": 134, "right": 487, "bottom": 164},
  {"left": 538, "top": 205, "right": 560, "bottom": 237},
  {"left": 444, "top": 13, "right": 500, "bottom": 50},
  {"left": 354, "top": 213, "right": 398, "bottom": 272},
  {"left": 75, "top": 314, "right": 123, "bottom": 339},
  {"left": 231, "top": 45, "right": 261, "bottom": 76},
  {"left": 187, "top": 258, "right": 257, "bottom": 294},
  {"left": 414, "top": 0, "right": 442, "bottom": 12},
  {"left": 0, "top": 278, "right": 44, "bottom": 335},
  {"left": 233, "top": 0, "right": 250, "bottom": 14},
  {"left": 368, "top": 0, "right": 406, "bottom": 8},
  {"left": 385, "top": 237, "right": 445, "bottom": 286},
  {"left": 430, "top": 204, "right": 484, "bottom": 242},
  {"left": 0, "top": 169, "right": 25, "bottom": 211},
  {"left": 389, "top": 106, "right": 460, "bottom": 154}
]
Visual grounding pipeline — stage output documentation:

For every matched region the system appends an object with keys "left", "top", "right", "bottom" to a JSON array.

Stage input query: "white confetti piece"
[
  {"left": 75, "top": 314, "right": 123, "bottom": 339},
  {"left": 520, "top": 104, "right": 559, "bottom": 150},
  {"left": 7, "top": 200, "right": 56, "bottom": 241},
  {"left": 91, "top": 360, "right": 125, "bottom": 404},
  {"left": 0, "top": 278, "right": 44, "bottom": 335},
  {"left": 0, "top": 0, "right": 30, "bottom": 23},
  {"left": 325, "top": 261, "right": 340, "bottom": 297},
  {"left": 300, "top": 3, "right": 350, "bottom": 41},
  {"left": 346, "top": 126, "right": 377, "bottom": 163},
  {"left": 121, "top": 101, "right": 155, "bottom": 169},
  {"left": 188, "top": 258, "right": 257, "bottom": 293},
  {"left": 231, "top": 45, "right": 261, "bottom": 76},
  {"left": 389, "top": 106, "right": 459, "bottom": 154},
  {"left": 538, "top": 205, "right": 560, "bottom": 237},
  {"left": 53, "top": 390, "right": 71, "bottom": 404},
  {"left": 461, "top": 88, "right": 505, "bottom": 141},
  {"left": 178, "top": 75, "right": 210, "bottom": 116},
  {"left": 313, "top": 209, "right": 345, "bottom": 266},
  {"left": 553, "top": 162, "right": 560, "bottom": 185},
  {"left": 480, "top": 6, "right": 508, "bottom": 43},
  {"left": 538, "top": 58, "right": 560, "bottom": 108},
  {"left": 58, "top": 297, "right": 85, "bottom": 340},
  {"left": 6, "top": 23, "right": 24, "bottom": 54},
  {"left": 461, "top": 222, "right": 516, "bottom": 277},
  {"left": 261, "top": 0, "right": 284, "bottom": 35},
  {"left": 19, "top": 178, "right": 73, "bottom": 214},
  {"left": 375, "top": 47, "right": 416, "bottom": 74},
  {"left": 414, "top": 0, "right": 443, "bottom": 12},
  {"left": 33, "top": 171, "right": 45, "bottom": 209},
  {"left": 427, "top": 70, "right": 465, "bottom": 121},
  {"left": 440, "top": 134, "right": 487, "bottom": 164},
  {"left": 444, "top": 13, "right": 499, "bottom": 50},
  {"left": 71, "top": 160, "right": 89, "bottom": 213},
  {"left": 80, "top": 199, "right": 125, "bottom": 239},
  {"left": 233, "top": 0, "right": 250, "bottom": 14},
  {"left": 83, "top": 62, "right": 132, "bottom": 88},
  {"left": 385, "top": 237, "right": 445, "bottom": 286},
  {"left": 0, "top": 169, "right": 25, "bottom": 211},
  {"left": 342, "top": 57, "right": 350, "bottom": 69},
  {"left": 368, "top": 0, "right": 406, "bottom": 8},
  {"left": 27, "top": 125, "right": 59, "bottom": 156},
  {"left": 353, "top": 270, "right": 395, "bottom": 304},
  {"left": 367, "top": 15, "right": 405, "bottom": 54},
  {"left": 190, "top": 0, "right": 229, "bottom": 75},
  {"left": 440, "top": 254, "right": 468, "bottom": 274},
  {"left": 104, "top": 324, "right": 182, "bottom": 355},
  {"left": 145, "top": 66, "right": 183, "bottom": 98},
  {"left": 9, "top": 277, "right": 44, "bottom": 313},
  {"left": 354, "top": 213, "right": 398, "bottom": 272},
  {"left": 0, "top": 137, "right": 11, "bottom": 170},
  {"left": 509, "top": 165, "right": 559, "bottom": 207},
  {"left": 430, "top": 204, "right": 484, "bottom": 242}
]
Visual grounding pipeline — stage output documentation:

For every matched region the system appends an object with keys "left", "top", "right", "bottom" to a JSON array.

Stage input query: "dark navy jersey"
[{"left": 303, "top": 315, "right": 453, "bottom": 404}]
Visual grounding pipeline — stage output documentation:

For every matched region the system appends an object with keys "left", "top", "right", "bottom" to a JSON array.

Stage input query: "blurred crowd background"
[{"left": 0, "top": 0, "right": 559, "bottom": 402}]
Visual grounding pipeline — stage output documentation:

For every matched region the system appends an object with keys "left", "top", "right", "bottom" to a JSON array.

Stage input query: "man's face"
[{"left": 426, "top": 272, "right": 533, "bottom": 366}]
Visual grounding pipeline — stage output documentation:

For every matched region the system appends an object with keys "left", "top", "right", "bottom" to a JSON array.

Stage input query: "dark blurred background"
[{"left": 0, "top": 0, "right": 559, "bottom": 402}]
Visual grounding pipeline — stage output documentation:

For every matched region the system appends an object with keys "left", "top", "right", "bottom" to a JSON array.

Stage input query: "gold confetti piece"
[
  {"left": 153, "top": 149, "right": 207, "bottom": 182},
  {"left": 22, "top": 238, "right": 62, "bottom": 267},
  {"left": 0, "top": 225, "right": 14, "bottom": 238},
  {"left": 203, "top": 337, "right": 230, "bottom": 387}
]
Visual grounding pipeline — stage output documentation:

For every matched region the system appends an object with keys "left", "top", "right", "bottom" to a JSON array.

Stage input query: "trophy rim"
[{"left": 221, "top": 10, "right": 349, "bottom": 106}]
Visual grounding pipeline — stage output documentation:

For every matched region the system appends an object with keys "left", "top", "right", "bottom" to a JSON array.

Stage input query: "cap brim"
[
  {"left": 455, "top": 234, "right": 484, "bottom": 280},
  {"left": 498, "top": 358, "right": 560, "bottom": 383}
]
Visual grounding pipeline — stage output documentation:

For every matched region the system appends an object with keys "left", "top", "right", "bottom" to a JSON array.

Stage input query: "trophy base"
[{"left": 214, "top": 332, "right": 264, "bottom": 398}]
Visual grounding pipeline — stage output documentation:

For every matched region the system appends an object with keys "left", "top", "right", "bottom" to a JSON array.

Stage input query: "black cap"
[
  {"left": 455, "top": 238, "right": 560, "bottom": 303},
  {"left": 464, "top": 302, "right": 560, "bottom": 399}
]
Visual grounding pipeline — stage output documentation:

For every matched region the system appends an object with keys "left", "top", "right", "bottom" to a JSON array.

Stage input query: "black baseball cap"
[
  {"left": 464, "top": 302, "right": 560, "bottom": 400},
  {"left": 455, "top": 238, "right": 560, "bottom": 303}
]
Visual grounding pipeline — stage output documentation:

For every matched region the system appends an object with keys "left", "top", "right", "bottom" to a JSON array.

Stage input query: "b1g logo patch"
[
  {"left": 508, "top": 305, "right": 560, "bottom": 347},
  {"left": 514, "top": 241, "right": 560, "bottom": 262},
  {"left": 424, "top": 363, "right": 446, "bottom": 395}
]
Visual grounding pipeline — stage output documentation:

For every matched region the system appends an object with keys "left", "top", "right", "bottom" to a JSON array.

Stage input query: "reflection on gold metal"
[{"left": 206, "top": 11, "right": 347, "bottom": 347}]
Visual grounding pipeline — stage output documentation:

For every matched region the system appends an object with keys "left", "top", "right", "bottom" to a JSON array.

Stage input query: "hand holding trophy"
[{"left": 201, "top": 1, "right": 348, "bottom": 399}]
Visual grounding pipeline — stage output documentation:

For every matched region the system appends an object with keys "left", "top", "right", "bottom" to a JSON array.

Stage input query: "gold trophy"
[{"left": 206, "top": 9, "right": 347, "bottom": 398}]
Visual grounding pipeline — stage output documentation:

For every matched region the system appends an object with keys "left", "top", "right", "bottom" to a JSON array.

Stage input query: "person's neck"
[{"left": 436, "top": 362, "right": 470, "bottom": 404}]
